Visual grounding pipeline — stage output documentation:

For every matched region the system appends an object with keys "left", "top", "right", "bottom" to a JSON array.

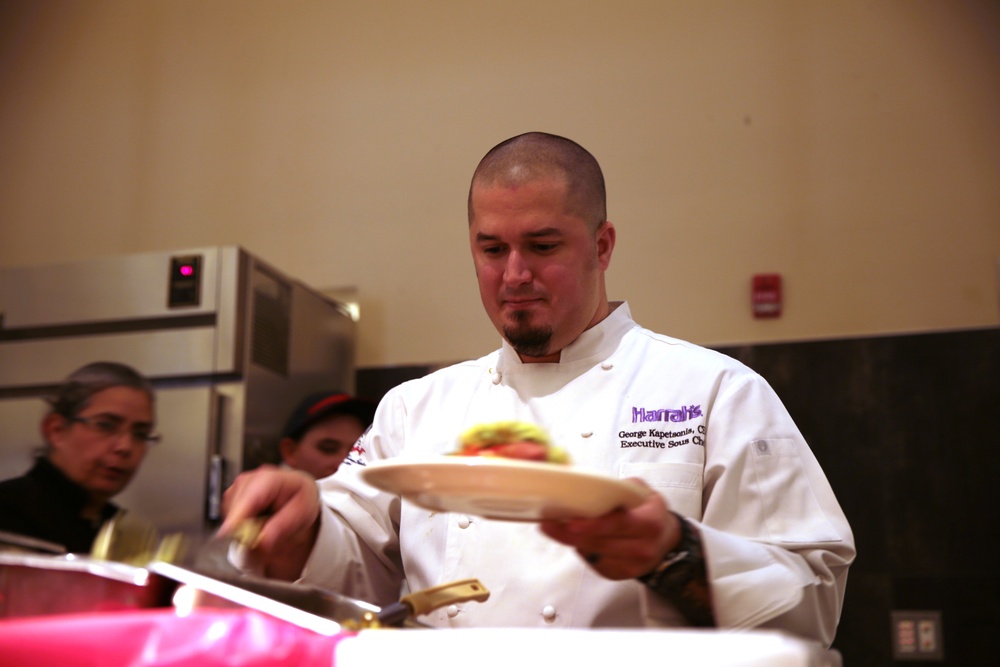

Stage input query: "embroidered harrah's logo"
[{"left": 632, "top": 405, "right": 703, "bottom": 423}]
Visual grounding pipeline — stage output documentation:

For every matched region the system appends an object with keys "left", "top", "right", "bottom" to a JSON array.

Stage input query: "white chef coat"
[{"left": 301, "top": 302, "right": 855, "bottom": 645}]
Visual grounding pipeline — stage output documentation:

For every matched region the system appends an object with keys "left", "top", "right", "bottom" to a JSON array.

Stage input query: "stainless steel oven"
[{"left": 0, "top": 246, "right": 355, "bottom": 541}]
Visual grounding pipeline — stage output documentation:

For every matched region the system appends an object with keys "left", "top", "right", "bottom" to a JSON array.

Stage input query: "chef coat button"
[
  {"left": 447, "top": 605, "right": 460, "bottom": 618},
  {"left": 457, "top": 515, "right": 471, "bottom": 529},
  {"left": 601, "top": 362, "right": 613, "bottom": 370},
  {"left": 541, "top": 605, "right": 557, "bottom": 622},
  {"left": 581, "top": 431, "right": 593, "bottom": 438},
  {"left": 491, "top": 371, "right": 502, "bottom": 385}
]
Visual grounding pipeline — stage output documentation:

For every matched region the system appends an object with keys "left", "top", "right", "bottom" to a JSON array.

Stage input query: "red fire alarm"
[{"left": 751, "top": 273, "right": 782, "bottom": 318}]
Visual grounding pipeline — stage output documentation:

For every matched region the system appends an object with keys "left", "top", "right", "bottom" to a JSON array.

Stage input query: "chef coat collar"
[{"left": 497, "top": 300, "right": 635, "bottom": 371}]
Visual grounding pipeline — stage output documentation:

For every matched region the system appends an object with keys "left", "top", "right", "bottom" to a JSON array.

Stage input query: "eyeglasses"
[{"left": 70, "top": 415, "right": 162, "bottom": 447}]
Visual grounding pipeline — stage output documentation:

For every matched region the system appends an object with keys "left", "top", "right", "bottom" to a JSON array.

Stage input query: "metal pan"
[
  {"left": 0, "top": 552, "right": 176, "bottom": 619},
  {"left": 149, "top": 558, "right": 489, "bottom": 634},
  {"left": 2, "top": 520, "right": 489, "bottom": 633}
]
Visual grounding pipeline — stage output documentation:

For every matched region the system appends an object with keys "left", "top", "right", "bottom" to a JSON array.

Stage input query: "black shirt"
[{"left": 0, "top": 457, "right": 119, "bottom": 554}]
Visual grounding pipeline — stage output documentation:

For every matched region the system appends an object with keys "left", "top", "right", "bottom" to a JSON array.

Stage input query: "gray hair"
[{"left": 47, "top": 361, "right": 155, "bottom": 419}]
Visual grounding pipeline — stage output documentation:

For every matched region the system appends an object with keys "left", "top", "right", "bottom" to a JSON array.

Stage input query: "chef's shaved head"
[{"left": 468, "top": 132, "right": 607, "bottom": 232}]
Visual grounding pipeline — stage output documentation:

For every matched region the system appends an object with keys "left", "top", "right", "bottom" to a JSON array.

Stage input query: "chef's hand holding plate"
[
  {"left": 539, "top": 478, "right": 682, "bottom": 581},
  {"left": 219, "top": 464, "right": 321, "bottom": 581}
]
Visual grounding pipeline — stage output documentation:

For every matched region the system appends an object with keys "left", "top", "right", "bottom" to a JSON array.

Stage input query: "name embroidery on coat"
[{"left": 622, "top": 406, "right": 706, "bottom": 450}]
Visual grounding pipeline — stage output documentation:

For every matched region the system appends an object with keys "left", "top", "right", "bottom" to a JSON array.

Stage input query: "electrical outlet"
[{"left": 891, "top": 610, "right": 944, "bottom": 661}]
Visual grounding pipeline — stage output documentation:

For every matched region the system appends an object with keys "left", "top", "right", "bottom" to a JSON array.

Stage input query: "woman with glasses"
[{"left": 0, "top": 361, "right": 158, "bottom": 553}]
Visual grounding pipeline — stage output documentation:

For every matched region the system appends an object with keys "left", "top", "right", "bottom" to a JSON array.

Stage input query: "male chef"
[{"left": 221, "top": 132, "right": 855, "bottom": 644}]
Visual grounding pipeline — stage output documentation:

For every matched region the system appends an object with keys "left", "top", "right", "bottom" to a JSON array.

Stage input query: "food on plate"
[{"left": 452, "top": 421, "right": 570, "bottom": 463}]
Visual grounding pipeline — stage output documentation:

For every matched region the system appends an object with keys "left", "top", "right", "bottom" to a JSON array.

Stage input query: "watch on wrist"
[
  {"left": 639, "top": 512, "right": 704, "bottom": 592},
  {"left": 637, "top": 512, "right": 715, "bottom": 626}
]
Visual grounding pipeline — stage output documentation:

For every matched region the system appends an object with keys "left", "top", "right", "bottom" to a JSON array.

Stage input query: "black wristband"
[
  {"left": 637, "top": 512, "right": 715, "bottom": 627},
  {"left": 638, "top": 512, "right": 699, "bottom": 585}
]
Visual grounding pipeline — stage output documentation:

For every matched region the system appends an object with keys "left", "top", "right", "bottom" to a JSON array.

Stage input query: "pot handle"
[
  {"left": 402, "top": 578, "right": 490, "bottom": 615},
  {"left": 376, "top": 578, "right": 490, "bottom": 626}
]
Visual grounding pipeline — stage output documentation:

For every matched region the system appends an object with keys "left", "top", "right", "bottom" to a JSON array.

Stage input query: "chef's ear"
[
  {"left": 595, "top": 220, "right": 615, "bottom": 270},
  {"left": 278, "top": 436, "right": 298, "bottom": 466}
]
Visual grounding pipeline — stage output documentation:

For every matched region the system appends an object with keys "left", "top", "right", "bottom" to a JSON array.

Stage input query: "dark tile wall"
[
  {"left": 357, "top": 327, "right": 1000, "bottom": 665},
  {"left": 717, "top": 327, "right": 1000, "bottom": 666}
]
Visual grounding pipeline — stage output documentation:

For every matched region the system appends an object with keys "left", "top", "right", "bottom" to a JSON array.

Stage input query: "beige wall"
[{"left": 1, "top": 0, "right": 998, "bottom": 367}]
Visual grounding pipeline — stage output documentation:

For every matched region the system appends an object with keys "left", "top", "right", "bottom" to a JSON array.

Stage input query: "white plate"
[{"left": 359, "top": 457, "right": 650, "bottom": 521}]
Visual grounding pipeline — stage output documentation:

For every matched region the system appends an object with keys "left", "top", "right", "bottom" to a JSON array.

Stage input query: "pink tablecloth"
[{"left": 0, "top": 608, "right": 350, "bottom": 667}]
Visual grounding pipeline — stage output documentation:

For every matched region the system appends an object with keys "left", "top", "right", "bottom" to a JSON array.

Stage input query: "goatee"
[{"left": 503, "top": 312, "right": 552, "bottom": 358}]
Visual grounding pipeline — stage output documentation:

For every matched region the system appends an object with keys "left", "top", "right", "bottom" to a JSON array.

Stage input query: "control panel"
[{"left": 168, "top": 254, "right": 203, "bottom": 308}]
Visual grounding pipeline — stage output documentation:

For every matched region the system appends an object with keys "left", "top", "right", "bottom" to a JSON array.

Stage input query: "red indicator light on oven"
[{"left": 169, "top": 255, "right": 202, "bottom": 308}]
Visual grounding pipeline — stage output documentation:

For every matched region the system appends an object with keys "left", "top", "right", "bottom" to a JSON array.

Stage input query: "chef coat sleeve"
[
  {"left": 296, "top": 482, "right": 404, "bottom": 607},
  {"left": 296, "top": 398, "right": 408, "bottom": 607},
  {"left": 645, "top": 372, "right": 855, "bottom": 647}
]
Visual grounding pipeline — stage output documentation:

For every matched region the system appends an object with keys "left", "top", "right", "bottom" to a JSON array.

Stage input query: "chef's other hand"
[
  {"left": 219, "top": 465, "right": 321, "bottom": 581},
  {"left": 539, "top": 478, "right": 680, "bottom": 580}
]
